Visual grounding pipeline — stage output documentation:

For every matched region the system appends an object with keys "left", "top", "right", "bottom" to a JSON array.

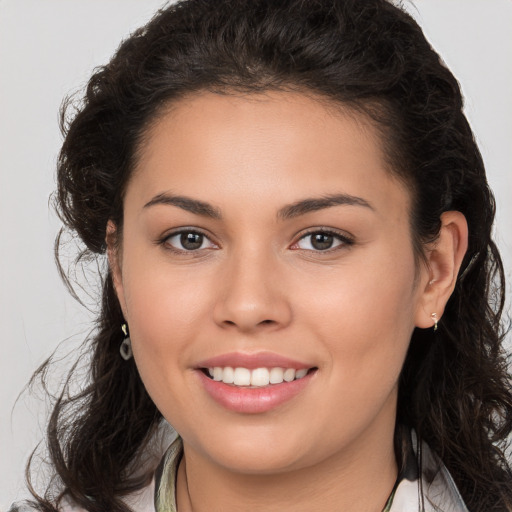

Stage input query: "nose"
[{"left": 212, "top": 248, "right": 292, "bottom": 333}]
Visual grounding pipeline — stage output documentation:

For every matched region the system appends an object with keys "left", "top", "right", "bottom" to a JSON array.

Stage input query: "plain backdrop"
[{"left": 1, "top": 0, "right": 511, "bottom": 509}]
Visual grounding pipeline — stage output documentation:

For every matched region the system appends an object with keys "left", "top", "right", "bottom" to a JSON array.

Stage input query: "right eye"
[{"left": 163, "top": 230, "right": 217, "bottom": 252}]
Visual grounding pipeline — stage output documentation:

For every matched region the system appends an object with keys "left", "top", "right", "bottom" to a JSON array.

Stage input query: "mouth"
[
  {"left": 195, "top": 352, "right": 318, "bottom": 413},
  {"left": 201, "top": 366, "right": 317, "bottom": 388}
]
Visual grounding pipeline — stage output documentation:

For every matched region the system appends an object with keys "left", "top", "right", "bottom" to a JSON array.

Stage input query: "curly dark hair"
[{"left": 22, "top": 0, "right": 511, "bottom": 511}]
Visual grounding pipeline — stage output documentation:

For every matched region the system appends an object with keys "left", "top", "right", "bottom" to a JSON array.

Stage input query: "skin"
[{"left": 109, "top": 91, "right": 467, "bottom": 512}]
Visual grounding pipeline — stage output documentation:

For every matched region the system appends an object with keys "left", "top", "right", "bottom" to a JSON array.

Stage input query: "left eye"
[
  {"left": 294, "top": 231, "right": 349, "bottom": 251},
  {"left": 165, "top": 231, "right": 216, "bottom": 251}
]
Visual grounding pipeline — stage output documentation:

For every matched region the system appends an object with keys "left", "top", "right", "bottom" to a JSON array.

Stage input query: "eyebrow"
[
  {"left": 143, "top": 193, "right": 222, "bottom": 219},
  {"left": 277, "top": 194, "right": 374, "bottom": 220},
  {"left": 143, "top": 192, "right": 373, "bottom": 220}
]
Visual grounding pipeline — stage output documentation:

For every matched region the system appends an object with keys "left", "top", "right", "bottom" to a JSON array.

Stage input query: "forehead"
[{"left": 130, "top": 90, "right": 410, "bottom": 218}]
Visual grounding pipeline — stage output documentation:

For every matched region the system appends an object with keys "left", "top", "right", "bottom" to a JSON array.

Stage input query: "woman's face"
[{"left": 113, "top": 91, "right": 431, "bottom": 474}]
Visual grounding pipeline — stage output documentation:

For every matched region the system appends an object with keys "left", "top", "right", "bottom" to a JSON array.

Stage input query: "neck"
[{"left": 175, "top": 424, "right": 398, "bottom": 512}]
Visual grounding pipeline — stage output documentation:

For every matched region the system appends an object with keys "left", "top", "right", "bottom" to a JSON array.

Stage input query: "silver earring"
[
  {"left": 431, "top": 313, "right": 439, "bottom": 332},
  {"left": 120, "top": 323, "right": 133, "bottom": 360}
]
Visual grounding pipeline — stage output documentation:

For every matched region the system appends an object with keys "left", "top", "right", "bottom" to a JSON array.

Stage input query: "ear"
[
  {"left": 106, "top": 220, "right": 128, "bottom": 318},
  {"left": 414, "top": 211, "right": 468, "bottom": 329}
]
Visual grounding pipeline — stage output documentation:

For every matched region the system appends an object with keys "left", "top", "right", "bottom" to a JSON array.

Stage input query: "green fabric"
[{"left": 154, "top": 437, "right": 182, "bottom": 512}]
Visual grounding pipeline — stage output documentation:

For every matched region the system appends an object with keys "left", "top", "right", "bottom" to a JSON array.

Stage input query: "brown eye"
[
  {"left": 181, "top": 232, "right": 204, "bottom": 250},
  {"left": 294, "top": 230, "right": 352, "bottom": 252},
  {"left": 310, "top": 233, "right": 334, "bottom": 250},
  {"left": 165, "top": 230, "right": 216, "bottom": 251}
]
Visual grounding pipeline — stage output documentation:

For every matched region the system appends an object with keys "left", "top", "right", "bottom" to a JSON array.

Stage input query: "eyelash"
[
  {"left": 158, "top": 227, "right": 354, "bottom": 254},
  {"left": 159, "top": 228, "right": 217, "bottom": 254},
  {"left": 290, "top": 228, "right": 355, "bottom": 252}
]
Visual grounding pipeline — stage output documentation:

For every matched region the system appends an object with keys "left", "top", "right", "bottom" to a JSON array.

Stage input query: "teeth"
[
  {"left": 295, "top": 368, "right": 308, "bottom": 379},
  {"left": 283, "top": 368, "right": 296, "bottom": 382},
  {"left": 233, "top": 367, "right": 251, "bottom": 386},
  {"left": 251, "top": 368, "right": 270, "bottom": 386},
  {"left": 213, "top": 367, "right": 223, "bottom": 381},
  {"left": 269, "top": 367, "right": 284, "bottom": 384},
  {"left": 222, "top": 366, "right": 234, "bottom": 384},
  {"left": 206, "top": 366, "right": 310, "bottom": 387}
]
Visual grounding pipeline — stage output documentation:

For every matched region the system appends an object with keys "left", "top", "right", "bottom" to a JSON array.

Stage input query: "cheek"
[
  {"left": 118, "top": 250, "right": 216, "bottom": 410},
  {"left": 125, "top": 275, "right": 202, "bottom": 348},
  {"left": 121, "top": 241, "right": 212, "bottom": 342},
  {"left": 124, "top": 280, "right": 208, "bottom": 430},
  {"left": 297, "top": 247, "right": 418, "bottom": 385}
]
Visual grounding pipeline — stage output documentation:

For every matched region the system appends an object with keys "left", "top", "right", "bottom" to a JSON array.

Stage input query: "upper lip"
[{"left": 196, "top": 351, "right": 314, "bottom": 370}]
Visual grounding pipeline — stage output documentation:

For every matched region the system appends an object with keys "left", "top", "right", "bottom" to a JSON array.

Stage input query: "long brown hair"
[{"left": 23, "top": 1, "right": 512, "bottom": 510}]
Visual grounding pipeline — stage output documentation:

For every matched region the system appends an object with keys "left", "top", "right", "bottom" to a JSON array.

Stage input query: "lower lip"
[{"left": 197, "top": 370, "right": 315, "bottom": 414}]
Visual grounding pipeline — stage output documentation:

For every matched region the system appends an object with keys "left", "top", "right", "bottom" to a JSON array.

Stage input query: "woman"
[{"left": 10, "top": 0, "right": 512, "bottom": 511}]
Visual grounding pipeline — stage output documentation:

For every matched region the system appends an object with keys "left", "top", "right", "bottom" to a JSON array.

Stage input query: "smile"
[
  {"left": 206, "top": 366, "right": 310, "bottom": 387},
  {"left": 196, "top": 352, "right": 317, "bottom": 413}
]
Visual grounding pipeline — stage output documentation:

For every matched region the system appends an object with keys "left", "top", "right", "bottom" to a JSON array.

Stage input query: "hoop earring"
[
  {"left": 120, "top": 323, "right": 133, "bottom": 360},
  {"left": 431, "top": 313, "right": 439, "bottom": 332}
]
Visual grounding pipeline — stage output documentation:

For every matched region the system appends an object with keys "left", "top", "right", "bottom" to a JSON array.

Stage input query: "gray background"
[{"left": 1, "top": 1, "right": 511, "bottom": 509}]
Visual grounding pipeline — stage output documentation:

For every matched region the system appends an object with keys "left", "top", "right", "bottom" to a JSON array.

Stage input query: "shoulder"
[
  {"left": 420, "top": 441, "right": 469, "bottom": 512},
  {"left": 389, "top": 429, "right": 469, "bottom": 512}
]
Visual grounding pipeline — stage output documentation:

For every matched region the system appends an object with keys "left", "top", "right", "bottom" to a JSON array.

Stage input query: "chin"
[{"left": 187, "top": 423, "right": 316, "bottom": 474}]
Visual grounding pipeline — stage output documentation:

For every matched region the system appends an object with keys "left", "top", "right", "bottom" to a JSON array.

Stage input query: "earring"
[
  {"left": 431, "top": 313, "right": 439, "bottom": 332},
  {"left": 120, "top": 323, "right": 133, "bottom": 360}
]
